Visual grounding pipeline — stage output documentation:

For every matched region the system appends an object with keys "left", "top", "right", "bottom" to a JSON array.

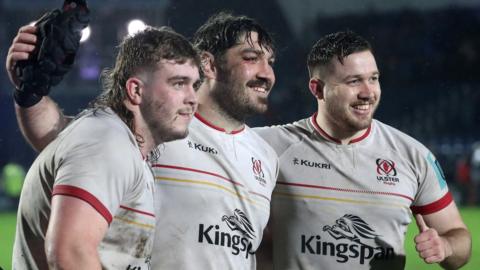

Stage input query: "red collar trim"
[
  {"left": 194, "top": 112, "right": 245, "bottom": 134},
  {"left": 310, "top": 112, "right": 371, "bottom": 144}
]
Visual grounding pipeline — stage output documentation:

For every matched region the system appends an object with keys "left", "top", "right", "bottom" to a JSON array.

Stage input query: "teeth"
[
  {"left": 353, "top": 104, "right": 369, "bottom": 110},
  {"left": 252, "top": 87, "right": 266, "bottom": 93}
]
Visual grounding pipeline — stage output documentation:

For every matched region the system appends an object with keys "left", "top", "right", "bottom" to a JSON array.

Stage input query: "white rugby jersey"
[
  {"left": 151, "top": 113, "right": 279, "bottom": 270},
  {"left": 254, "top": 113, "right": 452, "bottom": 270},
  {"left": 13, "top": 108, "right": 156, "bottom": 270}
]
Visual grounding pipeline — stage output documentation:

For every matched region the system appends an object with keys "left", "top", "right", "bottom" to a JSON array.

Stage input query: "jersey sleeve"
[
  {"left": 410, "top": 150, "right": 453, "bottom": 215},
  {"left": 52, "top": 120, "right": 142, "bottom": 224}
]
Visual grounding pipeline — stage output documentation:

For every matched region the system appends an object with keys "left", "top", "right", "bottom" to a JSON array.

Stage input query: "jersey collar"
[
  {"left": 194, "top": 112, "right": 245, "bottom": 134},
  {"left": 310, "top": 112, "right": 371, "bottom": 144}
]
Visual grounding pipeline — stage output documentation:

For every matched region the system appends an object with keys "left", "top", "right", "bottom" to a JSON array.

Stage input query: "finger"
[
  {"left": 415, "top": 214, "right": 428, "bottom": 232},
  {"left": 18, "top": 25, "right": 37, "bottom": 35},
  {"left": 415, "top": 241, "right": 431, "bottom": 252},
  {"left": 424, "top": 254, "right": 443, "bottom": 264},
  {"left": 414, "top": 227, "right": 438, "bottom": 243},
  {"left": 14, "top": 32, "right": 38, "bottom": 45},
  {"left": 8, "top": 51, "right": 31, "bottom": 63},
  {"left": 10, "top": 42, "right": 36, "bottom": 54}
]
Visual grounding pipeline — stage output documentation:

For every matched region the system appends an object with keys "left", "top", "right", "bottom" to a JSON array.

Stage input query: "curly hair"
[{"left": 192, "top": 12, "right": 275, "bottom": 59}]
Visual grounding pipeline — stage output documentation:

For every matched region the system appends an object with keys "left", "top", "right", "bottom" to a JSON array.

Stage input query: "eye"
[
  {"left": 268, "top": 59, "right": 275, "bottom": 67},
  {"left": 243, "top": 54, "right": 258, "bottom": 62},
  {"left": 173, "top": 81, "right": 186, "bottom": 90},
  {"left": 193, "top": 80, "right": 202, "bottom": 91},
  {"left": 369, "top": 75, "right": 379, "bottom": 83},
  {"left": 347, "top": 79, "right": 360, "bottom": 85}
]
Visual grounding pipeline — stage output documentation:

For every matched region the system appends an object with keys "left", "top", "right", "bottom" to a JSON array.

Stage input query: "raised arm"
[
  {"left": 414, "top": 202, "right": 471, "bottom": 269},
  {"left": 15, "top": 97, "right": 71, "bottom": 152},
  {"left": 7, "top": 25, "right": 72, "bottom": 151}
]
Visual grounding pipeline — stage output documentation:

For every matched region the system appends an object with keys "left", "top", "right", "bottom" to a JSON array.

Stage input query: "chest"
[{"left": 277, "top": 141, "right": 418, "bottom": 205}]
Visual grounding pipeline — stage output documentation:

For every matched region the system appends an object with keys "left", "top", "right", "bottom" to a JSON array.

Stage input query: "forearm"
[
  {"left": 15, "top": 96, "right": 70, "bottom": 151},
  {"left": 440, "top": 228, "right": 471, "bottom": 269}
]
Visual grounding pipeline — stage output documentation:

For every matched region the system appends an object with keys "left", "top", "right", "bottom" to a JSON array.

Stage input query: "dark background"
[{"left": 1, "top": 0, "right": 479, "bottom": 205}]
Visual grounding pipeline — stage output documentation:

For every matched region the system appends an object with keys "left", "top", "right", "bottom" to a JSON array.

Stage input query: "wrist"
[
  {"left": 442, "top": 236, "right": 454, "bottom": 259},
  {"left": 13, "top": 89, "right": 43, "bottom": 108}
]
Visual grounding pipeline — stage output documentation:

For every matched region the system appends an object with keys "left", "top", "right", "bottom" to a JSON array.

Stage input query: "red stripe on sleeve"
[
  {"left": 410, "top": 192, "right": 453, "bottom": 215},
  {"left": 52, "top": 185, "right": 113, "bottom": 224}
]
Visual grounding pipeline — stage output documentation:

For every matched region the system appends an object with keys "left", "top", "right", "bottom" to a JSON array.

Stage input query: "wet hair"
[
  {"left": 307, "top": 30, "right": 372, "bottom": 77},
  {"left": 91, "top": 26, "right": 201, "bottom": 142},
  {"left": 192, "top": 12, "right": 275, "bottom": 59}
]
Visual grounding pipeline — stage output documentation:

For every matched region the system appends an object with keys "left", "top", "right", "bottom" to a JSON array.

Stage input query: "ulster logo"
[
  {"left": 301, "top": 214, "right": 394, "bottom": 264},
  {"left": 376, "top": 159, "right": 400, "bottom": 185},
  {"left": 376, "top": 159, "right": 397, "bottom": 176},
  {"left": 198, "top": 209, "right": 256, "bottom": 258},
  {"left": 252, "top": 157, "right": 266, "bottom": 186}
]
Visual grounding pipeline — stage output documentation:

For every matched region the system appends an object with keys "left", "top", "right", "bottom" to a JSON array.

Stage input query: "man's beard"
[
  {"left": 326, "top": 98, "right": 379, "bottom": 134},
  {"left": 141, "top": 97, "right": 189, "bottom": 145},
  {"left": 211, "top": 68, "right": 269, "bottom": 123}
]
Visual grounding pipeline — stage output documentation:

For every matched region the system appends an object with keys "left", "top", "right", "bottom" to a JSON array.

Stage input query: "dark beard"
[{"left": 211, "top": 68, "right": 268, "bottom": 123}]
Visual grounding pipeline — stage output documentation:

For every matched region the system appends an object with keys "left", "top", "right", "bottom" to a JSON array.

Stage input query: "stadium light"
[
  {"left": 80, "top": 26, "right": 91, "bottom": 43},
  {"left": 127, "top": 19, "right": 146, "bottom": 36}
]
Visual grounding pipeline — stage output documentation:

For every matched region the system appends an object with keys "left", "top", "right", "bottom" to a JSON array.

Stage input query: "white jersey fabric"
[
  {"left": 13, "top": 108, "right": 156, "bottom": 270},
  {"left": 254, "top": 113, "right": 452, "bottom": 270},
  {"left": 151, "top": 113, "right": 278, "bottom": 270}
]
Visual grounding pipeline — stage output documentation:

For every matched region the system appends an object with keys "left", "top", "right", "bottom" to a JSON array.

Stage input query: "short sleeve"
[
  {"left": 52, "top": 118, "right": 142, "bottom": 224},
  {"left": 411, "top": 151, "right": 453, "bottom": 215}
]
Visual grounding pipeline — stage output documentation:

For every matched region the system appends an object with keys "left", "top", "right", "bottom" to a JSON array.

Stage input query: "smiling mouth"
[
  {"left": 352, "top": 104, "right": 370, "bottom": 111},
  {"left": 251, "top": 86, "right": 268, "bottom": 93}
]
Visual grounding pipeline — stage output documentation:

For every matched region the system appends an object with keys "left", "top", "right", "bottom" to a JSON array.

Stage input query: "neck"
[
  {"left": 135, "top": 123, "right": 157, "bottom": 159},
  {"left": 196, "top": 84, "right": 245, "bottom": 133},
  {"left": 124, "top": 102, "right": 157, "bottom": 159},
  {"left": 315, "top": 110, "right": 369, "bottom": 145}
]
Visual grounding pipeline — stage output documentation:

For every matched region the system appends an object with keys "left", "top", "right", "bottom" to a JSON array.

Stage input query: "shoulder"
[
  {"left": 58, "top": 109, "right": 140, "bottom": 161},
  {"left": 372, "top": 119, "right": 430, "bottom": 155},
  {"left": 253, "top": 117, "right": 312, "bottom": 156}
]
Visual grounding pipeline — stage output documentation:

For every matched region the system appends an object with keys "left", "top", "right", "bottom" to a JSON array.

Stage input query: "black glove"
[{"left": 14, "top": 0, "right": 90, "bottom": 107}]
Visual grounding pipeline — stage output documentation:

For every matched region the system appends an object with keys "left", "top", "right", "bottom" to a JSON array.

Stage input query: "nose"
[
  {"left": 256, "top": 59, "right": 275, "bottom": 87},
  {"left": 358, "top": 80, "right": 377, "bottom": 100},
  {"left": 185, "top": 85, "right": 198, "bottom": 107}
]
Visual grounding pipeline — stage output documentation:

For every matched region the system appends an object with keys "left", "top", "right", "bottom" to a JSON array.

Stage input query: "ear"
[
  {"left": 200, "top": 51, "right": 216, "bottom": 79},
  {"left": 125, "top": 77, "right": 144, "bottom": 105},
  {"left": 309, "top": 77, "right": 325, "bottom": 100}
]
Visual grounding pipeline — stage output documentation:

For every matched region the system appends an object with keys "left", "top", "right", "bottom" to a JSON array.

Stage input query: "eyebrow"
[
  {"left": 343, "top": 71, "right": 380, "bottom": 80},
  {"left": 240, "top": 48, "right": 275, "bottom": 60},
  {"left": 167, "top": 76, "right": 195, "bottom": 82}
]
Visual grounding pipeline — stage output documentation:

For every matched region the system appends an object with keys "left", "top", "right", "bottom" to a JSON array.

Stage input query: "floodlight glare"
[
  {"left": 127, "top": 19, "right": 147, "bottom": 36},
  {"left": 80, "top": 26, "right": 91, "bottom": 43}
]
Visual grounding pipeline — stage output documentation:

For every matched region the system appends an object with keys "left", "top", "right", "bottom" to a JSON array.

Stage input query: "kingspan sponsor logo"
[
  {"left": 198, "top": 209, "right": 256, "bottom": 258},
  {"left": 301, "top": 214, "right": 395, "bottom": 264}
]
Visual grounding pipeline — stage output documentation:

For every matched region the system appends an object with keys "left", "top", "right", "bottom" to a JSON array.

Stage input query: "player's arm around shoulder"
[
  {"left": 414, "top": 201, "right": 471, "bottom": 269},
  {"left": 45, "top": 195, "right": 107, "bottom": 269}
]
